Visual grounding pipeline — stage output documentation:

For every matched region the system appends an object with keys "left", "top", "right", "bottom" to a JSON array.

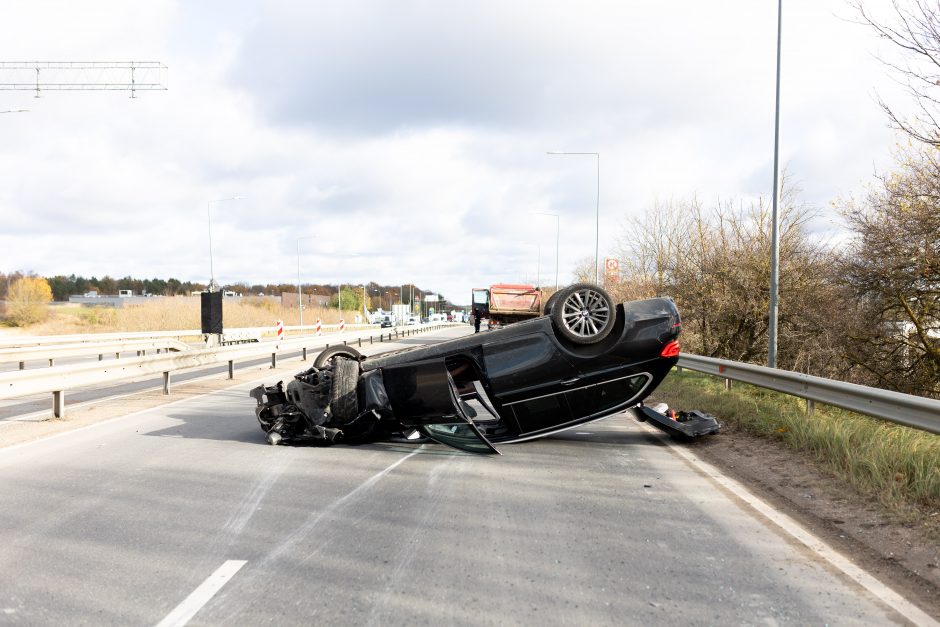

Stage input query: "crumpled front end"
[{"left": 249, "top": 368, "right": 345, "bottom": 445}]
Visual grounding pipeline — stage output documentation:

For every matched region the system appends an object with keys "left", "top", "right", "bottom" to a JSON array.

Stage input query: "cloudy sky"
[{"left": 0, "top": 0, "right": 915, "bottom": 304}]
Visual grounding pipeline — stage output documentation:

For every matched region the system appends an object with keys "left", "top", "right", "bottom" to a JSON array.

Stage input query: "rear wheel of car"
[
  {"left": 329, "top": 357, "right": 360, "bottom": 424},
  {"left": 542, "top": 290, "right": 563, "bottom": 316},
  {"left": 314, "top": 345, "right": 362, "bottom": 368},
  {"left": 551, "top": 283, "right": 616, "bottom": 345}
]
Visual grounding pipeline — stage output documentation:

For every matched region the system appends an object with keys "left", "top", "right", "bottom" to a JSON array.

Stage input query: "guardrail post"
[
  {"left": 163, "top": 372, "right": 170, "bottom": 395},
  {"left": 49, "top": 358, "right": 54, "bottom": 367},
  {"left": 302, "top": 347, "right": 308, "bottom": 360},
  {"left": 724, "top": 378, "right": 732, "bottom": 390},
  {"left": 271, "top": 353, "right": 277, "bottom": 368},
  {"left": 676, "top": 366, "right": 683, "bottom": 374},
  {"left": 805, "top": 399, "right": 815, "bottom": 416},
  {"left": 53, "top": 390, "right": 64, "bottom": 418},
  {"left": 115, "top": 352, "right": 120, "bottom": 359},
  {"left": 358, "top": 338, "right": 362, "bottom": 347},
  {"left": 19, "top": 361, "right": 25, "bottom": 370},
  {"left": 228, "top": 360, "right": 234, "bottom": 379},
  {"left": 99, "top": 354, "right": 103, "bottom": 361}
]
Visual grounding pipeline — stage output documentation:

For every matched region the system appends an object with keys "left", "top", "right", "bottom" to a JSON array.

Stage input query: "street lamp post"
[
  {"left": 206, "top": 196, "right": 245, "bottom": 291},
  {"left": 768, "top": 0, "right": 783, "bottom": 369},
  {"left": 296, "top": 236, "right": 315, "bottom": 327},
  {"left": 547, "top": 151, "right": 599, "bottom": 284},
  {"left": 534, "top": 212, "right": 560, "bottom": 291}
]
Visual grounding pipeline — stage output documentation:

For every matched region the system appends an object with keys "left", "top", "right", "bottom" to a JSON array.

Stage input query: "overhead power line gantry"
[{"left": 0, "top": 61, "right": 167, "bottom": 97}]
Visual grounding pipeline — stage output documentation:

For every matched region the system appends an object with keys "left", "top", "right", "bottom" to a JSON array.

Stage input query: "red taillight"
[{"left": 660, "top": 340, "right": 680, "bottom": 358}]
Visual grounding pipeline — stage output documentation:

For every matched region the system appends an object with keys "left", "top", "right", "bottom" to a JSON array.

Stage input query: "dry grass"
[
  {"left": 656, "top": 370, "right": 940, "bottom": 513},
  {"left": 24, "top": 296, "right": 362, "bottom": 335}
]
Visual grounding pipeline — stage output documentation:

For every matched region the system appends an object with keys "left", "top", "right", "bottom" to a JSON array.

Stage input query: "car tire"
[
  {"left": 550, "top": 283, "right": 616, "bottom": 345},
  {"left": 313, "top": 345, "right": 362, "bottom": 368},
  {"left": 542, "top": 290, "right": 563, "bottom": 316},
  {"left": 329, "top": 357, "right": 360, "bottom": 424}
]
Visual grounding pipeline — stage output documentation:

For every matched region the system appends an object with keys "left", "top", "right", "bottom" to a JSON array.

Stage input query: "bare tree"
[
  {"left": 837, "top": 145, "right": 940, "bottom": 396},
  {"left": 854, "top": 0, "right": 940, "bottom": 144},
  {"left": 614, "top": 183, "right": 850, "bottom": 375}
]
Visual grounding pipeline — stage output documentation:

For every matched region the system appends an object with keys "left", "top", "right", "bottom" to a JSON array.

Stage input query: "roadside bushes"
[
  {"left": 655, "top": 370, "right": 940, "bottom": 513},
  {"left": 4, "top": 276, "right": 53, "bottom": 326}
]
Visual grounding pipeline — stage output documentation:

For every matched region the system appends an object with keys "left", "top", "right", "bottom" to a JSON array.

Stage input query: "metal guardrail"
[
  {"left": 0, "top": 339, "right": 190, "bottom": 367},
  {"left": 0, "top": 322, "right": 431, "bottom": 349},
  {"left": 0, "top": 324, "right": 457, "bottom": 418},
  {"left": 0, "top": 329, "right": 202, "bottom": 349},
  {"left": 677, "top": 354, "right": 940, "bottom": 435}
]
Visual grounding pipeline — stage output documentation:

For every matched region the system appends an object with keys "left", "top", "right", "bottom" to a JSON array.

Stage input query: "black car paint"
[{"left": 251, "top": 297, "right": 703, "bottom": 453}]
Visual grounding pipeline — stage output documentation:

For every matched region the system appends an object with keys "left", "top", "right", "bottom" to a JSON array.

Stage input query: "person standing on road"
[{"left": 473, "top": 308, "right": 482, "bottom": 333}]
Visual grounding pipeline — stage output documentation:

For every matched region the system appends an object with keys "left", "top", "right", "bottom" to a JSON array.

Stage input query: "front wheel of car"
[{"left": 551, "top": 283, "right": 616, "bottom": 345}]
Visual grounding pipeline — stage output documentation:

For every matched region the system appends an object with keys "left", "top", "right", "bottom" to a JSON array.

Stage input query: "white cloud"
[{"left": 0, "top": 0, "right": 919, "bottom": 303}]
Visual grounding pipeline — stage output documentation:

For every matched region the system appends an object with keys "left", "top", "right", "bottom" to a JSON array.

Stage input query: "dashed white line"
[{"left": 155, "top": 560, "right": 247, "bottom": 627}]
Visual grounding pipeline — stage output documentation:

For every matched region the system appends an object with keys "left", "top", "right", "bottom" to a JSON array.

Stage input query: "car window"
[{"left": 421, "top": 422, "right": 499, "bottom": 454}]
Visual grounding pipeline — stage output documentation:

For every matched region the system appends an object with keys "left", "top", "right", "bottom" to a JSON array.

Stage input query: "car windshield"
[{"left": 421, "top": 422, "right": 498, "bottom": 454}]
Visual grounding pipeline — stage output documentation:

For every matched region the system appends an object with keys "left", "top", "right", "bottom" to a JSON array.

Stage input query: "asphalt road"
[{"left": 0, "top": 329, "right": 918, "bottom": 625}]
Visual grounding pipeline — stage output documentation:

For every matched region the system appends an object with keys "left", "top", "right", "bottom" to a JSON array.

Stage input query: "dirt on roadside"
[{"left": 680, "top": 420, "right": 940, "bottom": 619}]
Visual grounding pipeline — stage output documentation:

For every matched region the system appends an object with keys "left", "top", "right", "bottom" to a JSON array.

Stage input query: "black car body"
[{"left": 250, "top": 284, "right": 717, "bottom": 454}]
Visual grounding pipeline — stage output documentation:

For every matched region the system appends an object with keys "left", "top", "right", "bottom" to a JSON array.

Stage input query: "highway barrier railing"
[
  {"left": 677, "top": 354, "right": 940, "bottom": 436},
  {"left": 0, "top": 339, "right": 191, "bottom": 368},
  {"left": 0, "top": 324, "right": 459, "bottom": 418},
  {"left": 0, "top": 322, "right": 427, "bottom": 350}
]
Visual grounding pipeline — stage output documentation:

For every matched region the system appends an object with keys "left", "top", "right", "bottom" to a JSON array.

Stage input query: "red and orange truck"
[{"left": 471, "top": 284, "right": 542, "bottom": 328}]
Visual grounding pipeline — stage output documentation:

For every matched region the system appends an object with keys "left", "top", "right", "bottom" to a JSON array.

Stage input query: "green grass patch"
[{"left": 655, "top": 370, "right": 940, "bottom": 512}]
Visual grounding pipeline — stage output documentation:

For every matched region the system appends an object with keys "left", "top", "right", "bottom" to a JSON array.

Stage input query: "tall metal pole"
[
  {"left": 534, "top": 212, "right": 560, "bottom": 291},
  {"left": 297, "top": 240, "right": 302, "bottom": 327},
  {"left": 296, "top": 235, "right": 314, "bottom": 328},
  {"left": 768, "top": 0, "right": 782, "bottom": 369},
  {"left": 594, "top": 153, "right": 600, "bottom": 285},
  {"left": 546, "top": 152, "right": 600, "bottom": 284},
  {"left": 536, "top": 245, "right": 541, "bottom": 288},
  {"left": 206, "top": 196, "right": 244, "bottom": 291},
  {"left": 207, "top": 201, "right": 215, "bottom": 288}
]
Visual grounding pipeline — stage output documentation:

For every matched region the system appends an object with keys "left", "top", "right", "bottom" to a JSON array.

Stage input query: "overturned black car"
[{"left": 250, "top": 283, "right": 719, "bottom": 454}]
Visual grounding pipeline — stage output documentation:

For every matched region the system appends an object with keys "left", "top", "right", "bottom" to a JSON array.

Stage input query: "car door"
[
  {"left": 481, "top": 330, "right": 582, "bottom": 435},
  {"left": 380, "top": 358, "right": 500, "bottom": 454}
]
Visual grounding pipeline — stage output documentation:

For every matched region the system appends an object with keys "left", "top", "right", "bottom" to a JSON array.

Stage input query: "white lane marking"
[
  {"left": 658, "top": 431, "right": 940, "bottom": 627},
  {"left": 156, "top": 560, "right": 247, "bottom": 627},
  {"left": 262, "top": 446, "right": 425, "bottom": 565}
]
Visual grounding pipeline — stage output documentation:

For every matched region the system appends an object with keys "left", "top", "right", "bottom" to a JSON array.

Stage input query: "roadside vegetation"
[
  {"left": 5, "top": 296, "right": 364, "bottom": 336},
  {"left": 3, "top": 276, "right": 53, "bottom": 327},
  {"left": 656, "top": 370, "right": 940, "bottom": 515}
]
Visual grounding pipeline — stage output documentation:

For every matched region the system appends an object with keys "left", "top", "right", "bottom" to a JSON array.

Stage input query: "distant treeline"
[{"left": 0, "top": 272, "right": 448, "bottom": 309}]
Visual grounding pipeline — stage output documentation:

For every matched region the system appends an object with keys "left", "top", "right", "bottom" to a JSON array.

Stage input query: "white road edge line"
[
  {"left": 658, "top": 431, "right": 939, "bottom": 627},
  {"left": 155, "top": 560, "right": 247, "bottom": 627}
]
